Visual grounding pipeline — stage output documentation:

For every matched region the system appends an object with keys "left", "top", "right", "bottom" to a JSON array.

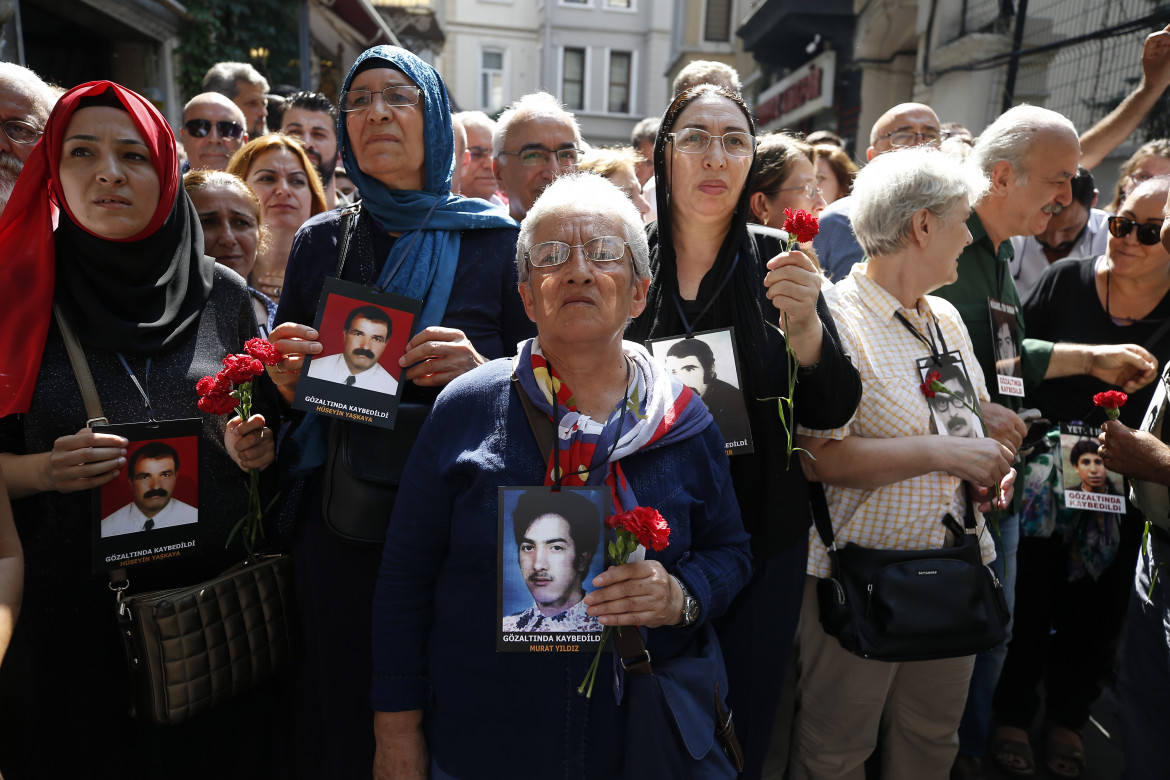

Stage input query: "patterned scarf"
[{"left": 513, "top": 338, "right": 712, "bottom": 512}]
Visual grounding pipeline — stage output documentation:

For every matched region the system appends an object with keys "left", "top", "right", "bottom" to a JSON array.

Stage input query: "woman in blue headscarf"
[{"left": 268, "top": 46, "right": 534, "bottom": 777}]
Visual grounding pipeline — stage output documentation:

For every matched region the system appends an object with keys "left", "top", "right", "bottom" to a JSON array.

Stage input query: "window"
[
  {"left": 608, "top": 51, "right": 632, "bottom": 114},
  {"left": 606, "top": 0, "right": 632, "bottom": 7},
  {"left": 481, "top": 49, "right": 504, "bottom": 112},
  {"left": 704, "top": 0, "right": 732, "bottom": 42},
  {"left": 562, "top": 48, "right": 586, "bottom": 111}
]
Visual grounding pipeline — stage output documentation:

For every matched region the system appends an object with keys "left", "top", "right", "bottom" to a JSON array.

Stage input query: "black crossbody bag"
[{"left": 811, "top": 481, "right": 1010, "bottom": 662}]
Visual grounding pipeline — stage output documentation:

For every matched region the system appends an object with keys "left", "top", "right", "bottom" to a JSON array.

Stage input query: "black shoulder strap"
[
  {"left": 334, "top": 203, "right": 362, "bottom": 279},
  {"left": 809, "top": 479, "right": 975, "bottom": 553},
  {"left": 511, "top": 373, "right": 555, "bottom": 463}
]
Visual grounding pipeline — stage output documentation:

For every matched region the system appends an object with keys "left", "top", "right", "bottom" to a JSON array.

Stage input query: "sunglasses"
[
  {"left": 1108, "top": 215, "right": 1163, "bottom": 246},
  {"left": 183, "top": 119, "right": 244, "bottom": 139}
]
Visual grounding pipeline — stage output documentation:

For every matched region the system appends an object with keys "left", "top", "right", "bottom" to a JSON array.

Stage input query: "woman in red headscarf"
[{"left": 0, "top": 82, "right": 279, "bottom": 777}]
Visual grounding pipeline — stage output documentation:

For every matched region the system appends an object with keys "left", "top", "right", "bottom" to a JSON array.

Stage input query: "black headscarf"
[{"left": 626, "top": 85, "right": 769, "bottom": 396}]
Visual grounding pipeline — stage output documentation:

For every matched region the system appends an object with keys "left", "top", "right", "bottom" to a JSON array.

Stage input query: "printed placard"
[
  {"left": 1060, "top": 422, "right": 1126, "bottom": 514},
  {"left": 294, "top": 277, "right": 420, "bottom": 430},
  {"left": 92, "top": 419, "right": 202, "bottom": 573},
  {"left": 497, "top": 486, "right": 610, "bottom": 653},
  {"left": 917, "top": 352, "right": 985, "bottom": 438},
  {"left": 647, "top": 327, "right": 754, "bottom": 455},
  {"left": 989, "top": 298, "right": 1024, "bottom": 397}
]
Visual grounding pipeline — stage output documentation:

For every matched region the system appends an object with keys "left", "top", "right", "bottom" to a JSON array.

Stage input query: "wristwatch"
[{"left": 673, "top": 575, "right": 699, "bottom": 627}]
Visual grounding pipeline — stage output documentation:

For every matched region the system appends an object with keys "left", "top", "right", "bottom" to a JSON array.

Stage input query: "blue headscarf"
[
  {"left": 293, "top": 47, "right": 517, "bottom": 474},
  {"left": 339, "top": 45, "right": 517, "bottom": 331}
]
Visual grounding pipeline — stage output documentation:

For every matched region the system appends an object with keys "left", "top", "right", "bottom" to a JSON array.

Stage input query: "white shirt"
[
  {"left": 307, "top": 352, "right": 399, "bottom": 394},
  {"left": 101, "top": 498, "right": 198, "bottom": 538},
  {"left": 1009, "top": 208, "right": 1110, "bottom": 299}
]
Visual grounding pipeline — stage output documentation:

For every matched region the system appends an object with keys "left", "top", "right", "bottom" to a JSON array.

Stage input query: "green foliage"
[{"left": 175, "top": 0, "right": 300, "bottom": 100}]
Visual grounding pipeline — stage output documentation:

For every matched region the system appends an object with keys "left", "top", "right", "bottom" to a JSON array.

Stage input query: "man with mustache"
[
  {"left": 307, "top": 305, "right": 399, "bottom": 394},
  {"left": 101, "top": 442, "right": 197, "bottom": 538},
  {"left": 279, "top": 91, "right": 342, "bottom": 208},
  {"left": 180, "top": 93, "right": 248, "bottom": 172},
  {"left": 0, "top": 63, "right": 56, "bottom": 218},
  {"left": 927, "top": 365, "right": 981, "bottom": 440},
  {"left": 502, "top": 488, "right": 601, "bottom": 633},
  {"left": 1009, "top": 167, "right": 1109, "bottom": 298},
  {"left": 937, "top": 104, "right": 1158, "bottom": 779}
]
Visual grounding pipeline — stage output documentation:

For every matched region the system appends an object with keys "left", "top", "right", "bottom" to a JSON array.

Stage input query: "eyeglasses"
[
  {"left": 498, "top": 147, "right": 581, "bottom": 167},
  {"left": 668, "top": 128, "right": 755, "bottom": 157},
  {"left": 183, "top": 119, "right": 244, "bottom": 139},
  {"left": 339, "top": 86, "right": 422, "bottom": 112},
  {"left": 932, "top": 393, "right": 973, "bottom": 413},
  {"left": 467, "top": 146, "right": 490, "bottom": 161},
  {"left": 1, "top": 119, "right": 42, "bottom": 145},
  {"left": 1108, "top": 215, "right": 1163, "bottom": 246},
  {"left": 877, "top": 129, "right": 941, "bottom": 148},
  {"left": 777, "top": 182, "right": 823, "bottom": 199},
  {"left": 525, "top": 236, "right": 628, "bottom": 268}
]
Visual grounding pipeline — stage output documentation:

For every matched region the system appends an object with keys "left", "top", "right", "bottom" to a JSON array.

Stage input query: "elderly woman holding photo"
[
  {"left": 0, "top": 81, "right": 276, "bottom": 777},
  {"left": 626, "top": 84, "right": 861, "bottom": 778},
  {"left": 371, "top": 172, "right": 751, "bottom": 779},
  {"left": 791, "top": 148, "right": 1015, "bottom": 778},
  {"left": 267, "top": 46, "right": 533, "bottom": 776}
]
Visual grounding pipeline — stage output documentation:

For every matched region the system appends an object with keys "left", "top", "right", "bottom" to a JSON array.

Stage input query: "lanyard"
[
  {"left": 550, "top": 358, "right": 631, "bottom": 490},
  {"left": 893, "top": 310, "right": 949, "bottom": 367},
  {"left": 670, "top": 252, "right": 740, "bottom": 335},
  {"left": 115, "top": 352, "right": 155, "bottom": 421}
]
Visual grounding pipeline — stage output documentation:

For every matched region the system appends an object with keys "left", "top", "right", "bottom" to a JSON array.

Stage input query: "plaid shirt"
[{"left": 801, "top": 264, "right": 997, "bottom": 577}]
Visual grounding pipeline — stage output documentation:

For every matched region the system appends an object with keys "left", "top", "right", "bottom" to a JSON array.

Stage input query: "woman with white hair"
[
  {"left": 370, "top": 171, "right": 751, "bottom": 778},
  {"left": 791, "top": 147, "right": 1016, "bottom": 779}
]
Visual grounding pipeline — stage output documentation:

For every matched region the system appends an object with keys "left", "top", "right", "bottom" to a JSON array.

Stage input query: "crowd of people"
[{"left": 2, "top": 20, "right": 1170, "bottom": 780}]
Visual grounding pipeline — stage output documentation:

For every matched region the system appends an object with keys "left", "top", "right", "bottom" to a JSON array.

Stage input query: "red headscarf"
[{"left": 0, "top": 80, "right": 197, "bottom": 416}]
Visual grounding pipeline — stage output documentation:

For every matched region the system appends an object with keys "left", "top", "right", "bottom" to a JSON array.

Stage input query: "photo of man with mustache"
[
  {"left": 502, "top": 489, "right": 602, "bottom": 633},
  {"left": 925, "top": 358, "right": 984, "bottom": 439},
  {"left": 101, "top": 441, "right": 197, "bottom": 538},
  {"left": 306, "top": 304, "right": 399, "bottom": 394}
]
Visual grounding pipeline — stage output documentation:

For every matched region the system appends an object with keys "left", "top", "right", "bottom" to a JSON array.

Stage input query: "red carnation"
[
  {"left": 221, "top": 354, "right": 264, "bottom": 385},
  {"left": 1093, "top": 390, "right": 1128, "bottom": 420},
  {"left": 920, "top": 369, "right": 942, "bottom": 399},
  {"left": 783, "top": 208, "right": 820, "bottom": 244},
  {"left": 196, "top": 390, "right": 239, "bottom": 416},
  {"left": 607, "top": 506, "right": 671, "bottom": 552},
  {"left": 245, "top": 337, "right": 282, "bottom": 366},
  {"left": 196, "top": 372, "right": 234, "bottom": 398}
]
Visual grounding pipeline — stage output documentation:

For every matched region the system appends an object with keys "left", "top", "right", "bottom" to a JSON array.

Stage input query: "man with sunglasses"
[
  {"left": 0, "top": 63, "right": 56, "bottom": 217},
  {"left": 815, "top": 102, "right": 943, "bottom": 280},
  {"left": 179, "top": 93, "right": 248, "bottom": 172},
  {"left": 492, "top": 92, "right": 583, "bottom": 222},
  {"left": 1010, "top": 167, "right": 1110, "bottom": 298}
]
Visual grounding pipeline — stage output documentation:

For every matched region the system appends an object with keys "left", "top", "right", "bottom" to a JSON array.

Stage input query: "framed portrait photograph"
[
  {"left": 988, "top": 298, "right": 1024, "bottom": 396},
  {"left": 497, "top": 486, "right": 611, "bottom": 653},
  {"left": 91, "top": 418, "right": 202, "bottom": 574},
  {"left": 647, "top": 327, "right": 755, "bottom": 456},
  {"left": 293, "top": 277, "right": 420, "bottom": 430},
  {"left": 1059, "top": 423, "right": 1126, "bottom": 514},
  {"left": 918, "top": 352, "right": 985, "bottom": 439}
]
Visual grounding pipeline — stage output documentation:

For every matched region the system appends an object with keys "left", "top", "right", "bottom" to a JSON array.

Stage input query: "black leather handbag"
[{"left": 811, "top": 482, "right": 1009, "bottom": 662}]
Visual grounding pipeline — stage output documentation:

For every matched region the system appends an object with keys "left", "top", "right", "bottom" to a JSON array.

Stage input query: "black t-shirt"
[{"left": 1023, "top": 256, "right": 1170, "bottom": 428}]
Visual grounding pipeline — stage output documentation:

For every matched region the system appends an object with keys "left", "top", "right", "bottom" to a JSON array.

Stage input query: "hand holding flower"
[
  {"left": 225, "top": 414, "right": 274, "bottom": 471},
  {"left": 583, "top": 560, "right": 683, "bottom": 628}
]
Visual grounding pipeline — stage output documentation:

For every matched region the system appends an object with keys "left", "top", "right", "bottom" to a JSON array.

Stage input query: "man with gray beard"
[{"left": 0, "top": 63, "right": 56, "bottom": 217}]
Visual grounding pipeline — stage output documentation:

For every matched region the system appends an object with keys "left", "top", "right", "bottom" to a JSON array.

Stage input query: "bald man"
[
  {"left": 814, "top": 102, "right": 942, "bottom": 279},
  {"left": 180, "top": 92, "right": 249, "bottom": 172}
]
